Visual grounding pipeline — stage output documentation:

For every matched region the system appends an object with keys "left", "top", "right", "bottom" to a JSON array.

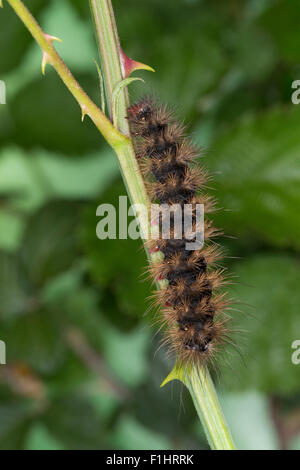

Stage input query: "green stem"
[
  {"left": 162, "top": 364, "right": 236, "bottom": 449},
  {"left": 89, "top": 0, "right": 151, "bottom": 240},
  {"left": 187, "top": 369, "right": 235, "bottom": 450},
  {"left": 90, "top": 0, "right": 236, "bottom": 450},
  {"left": 4, "top": 0, "right": 126, "bottom": 149},
  {"left": 89, "top": 0, "right": 128, "bottom": 126}
]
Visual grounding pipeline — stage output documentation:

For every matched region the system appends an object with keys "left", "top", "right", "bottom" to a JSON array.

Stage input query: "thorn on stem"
[
  {"left": 41, "top": 35, "right": 62, "bottom": 75},
  {"left": 120, "top": 48, "right": 154, "bottom": 78},
  {"left": 81, "top": 104, "right": 88, "bottom": 122},
  {"left": 41, "top": 51, "right": 50, "bottom": 75},
  {"left": 44, "top": 33, "right": 63, "bottom": 44}
]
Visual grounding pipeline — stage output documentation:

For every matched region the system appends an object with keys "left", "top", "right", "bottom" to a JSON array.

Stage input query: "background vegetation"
[{"left": 0, "top": 0, "right": 300, "bottom": 450}]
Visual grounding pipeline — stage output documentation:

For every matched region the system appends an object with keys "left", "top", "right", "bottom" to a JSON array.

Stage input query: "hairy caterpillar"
[{"left": 128, "top": 97, "right": 231, "bottom": 369}]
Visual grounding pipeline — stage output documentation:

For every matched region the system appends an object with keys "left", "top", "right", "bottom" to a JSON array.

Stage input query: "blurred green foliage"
[{"left": 0, "top": 0, "right": 299, "bottom": 450}]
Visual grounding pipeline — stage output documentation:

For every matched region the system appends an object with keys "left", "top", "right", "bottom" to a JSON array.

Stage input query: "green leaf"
[
  {"left": 9, "top": 74, "right": 104, "bottom": 154},
  {"left": 2, "top": 0, "right": 96, "bottom": 96},
  {"left": 55, "top": 287, "right": 105, "bottom": 351},
  {"left": 36, "top": 149, "right": 119, "bottom": 199},
  {"left": 206, "top": 106, "right": 300, "bottom": 250},
  {"left": 222, "top": 254, "right": 300, "bottom": 394},
  {"left": 43, "top": 395, "right": 105, "bottom": 449},
  {"left": 0, "top": 0, "right": 45, "bottom": 74},
  {"left": 220, "top": 391, "right": 278, "bottom": 450},
  {"left": 0, "top": 401, "right": 33, "bottom": 450},
  {"left": 102, "top": 325, "right": 150, "bottom": 388},
  {"left": 41, "top": 0, "right": 97, "bottom": 72},
  {"left": 44, "top": 352, "right": 91, "bottom": 397},
  {"left": 20, "top": 201, "right": 80, "bottom": 286},
  {"left": 3, "top": 309, "right": 65, "bottom": 374},
  {"left": 0, "top": 252, "right": 32, "bottom": 319},
  {"left": 225, "top": 22, "right": 275, "bottom": 82},
  {"left": 0, "top": 147, "right": 119, "bottom": 213},
  {"left": 0, "top": 147, "right": 50, "bottom": 212},
  {"left": 0, "top": 210, "right": 24, "bottom": 252},
  {"left": 260, "top": 0, "right": 300, "bottom": 63},
  {"left": 112, "top": 415, "right": 171, "bottom": 450},
  {"left": 114, "top": 0, "right": 227, "bottom": 117},
  {"left": 25, "top": 423, "right": 64, "bottom": 450},
  {"left": 81, "top": 180, "right": 151, "bottom": 323}
]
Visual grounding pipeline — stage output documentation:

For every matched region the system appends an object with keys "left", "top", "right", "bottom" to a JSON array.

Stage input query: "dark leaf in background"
[
  {"left": 222, "top": 255, "right": 300, "bottom": 395},
  {"left": 0, "top": 252, "right": 32, "bottom": 319},
  {"left": 21, "top": 200, "right": 80, "bottom": 287},
  {"left": 0, "top": 401, "right": 33, "bottom": 450},
  {"left": 132, "top": 345, "right": 209, "bottom": 450},
  {"left": 81, "top": 180, "right": 152, "bottom": 326},
  {"left": 206, "top": 106, "right": 300, "bottom": 251},
  {"left": 260, "top": 0, "right": 300, "bottom": 64},
  {"left": 113, "top": 0, "right": 228, "bottom": 118},
  {"left": 0, "top": 0, "right": 45, "bottom": 74},
  {"left": 9, "top": 73, "right": 104, "bottom": 154},
  {"left": 2, "top": 309, "right": 65, "bottom": 375},
  {"left": 43, "top": 394, "right": 105, "bottom": 450}
]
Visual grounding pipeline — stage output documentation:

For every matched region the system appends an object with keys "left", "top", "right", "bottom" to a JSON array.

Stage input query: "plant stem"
[
  {"left": 89, "top": 0, "right": 236, "bottom": 450},
  {"left": 89, "top": 0, "right": 151, "bottom": 240},
  {"left": 5, "top": 0, "right": 126, "bottom": 149},
  {"left": 162, "top": 364, "right": 236, "bottom": 449},
  {"left": 184, "top": 367, "right": 236, "bottom": 449},
  {"left": 89, "top": 0, "right": 128, "bottom": 126}
]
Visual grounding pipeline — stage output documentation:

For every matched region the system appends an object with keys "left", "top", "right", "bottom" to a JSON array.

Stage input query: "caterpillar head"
[{"left": 128, "top": 100, "right": 153, "bottom": 122}]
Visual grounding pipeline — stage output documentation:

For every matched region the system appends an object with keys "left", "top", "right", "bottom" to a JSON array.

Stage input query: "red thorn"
[{"left": 120, "top": 48, "right": 155, "bottom": 78}]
